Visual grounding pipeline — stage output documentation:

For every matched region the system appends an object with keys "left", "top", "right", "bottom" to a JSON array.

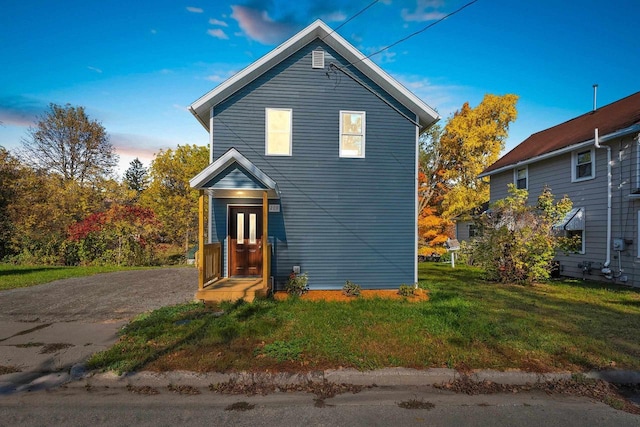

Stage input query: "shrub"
[
  {"left": 471, "top": 185, "right": 572, "bottom": 285},
  {"left": 285, "top": 271, "right": 308, "bottom": 296},
  {"left": 342, "top": 280, "right": 361, "bottom": 297},
  {"left": 398, "top": 284, "right": 416, "bottom": 297}
]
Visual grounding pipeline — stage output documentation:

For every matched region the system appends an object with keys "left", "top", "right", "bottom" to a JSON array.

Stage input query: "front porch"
[{"left": 195, "top": 276, "right": 269, "bottom": 303}]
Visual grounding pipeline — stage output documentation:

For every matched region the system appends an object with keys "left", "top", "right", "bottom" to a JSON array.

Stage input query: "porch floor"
[{"left": 195, "top": 276, "right": 268, "bottom": 303}]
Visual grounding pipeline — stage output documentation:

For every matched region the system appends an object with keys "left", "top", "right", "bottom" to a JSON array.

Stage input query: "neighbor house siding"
[
  {"left": 209, "top": 40, "right": 417, "bottom": 289},
  {"left": 490, "top": 136, "right": 640, "bottom": 286}
]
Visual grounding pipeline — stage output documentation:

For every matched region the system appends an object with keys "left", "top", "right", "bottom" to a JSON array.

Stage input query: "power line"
[
  {"left": 345, "top": 0, "right": 479, "bottom": 68},
  {"left": 321, "top": 0, "right": 380, "bottom": 40}
]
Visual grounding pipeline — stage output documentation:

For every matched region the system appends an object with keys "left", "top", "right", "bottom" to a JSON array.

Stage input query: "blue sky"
[{"left": 1, "top": 0, "right": 639, "bottom": 175}]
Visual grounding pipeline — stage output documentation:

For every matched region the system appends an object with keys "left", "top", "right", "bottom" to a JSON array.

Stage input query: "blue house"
[{"left": 189, "top": 20, "right": 439, "bottom": 301}]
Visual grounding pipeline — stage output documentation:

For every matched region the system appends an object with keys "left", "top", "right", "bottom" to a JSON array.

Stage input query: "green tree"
[
  {"left": 124, "top": 158, "right": 149, "bottom": 194},
  {"left": 141, "top": 144, "right": 209, "bottom": 252},
  {"left": 471, "top": 184, "right": 572, "bottom": 285},
  {"left": 21, "top": 103, "right": 118, "bottom": 184}
]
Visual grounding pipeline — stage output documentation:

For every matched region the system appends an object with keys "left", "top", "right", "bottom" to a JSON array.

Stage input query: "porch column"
[
  {"left": 198, "top": 190, "right": 205, "bottom": 291},
  {"left": 262, "top": 190, "right": 269, "bottom": 286}
]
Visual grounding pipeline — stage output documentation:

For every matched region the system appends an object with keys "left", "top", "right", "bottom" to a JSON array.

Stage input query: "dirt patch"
[
  {"left": 0, "top": 365, "right": 21, "bottom": 375},
  {"left": 40, "top": 343, "right": 73, "bottom": 354},
  {"left": 274, "top": 289, "right": 429, "bottom": 302}
]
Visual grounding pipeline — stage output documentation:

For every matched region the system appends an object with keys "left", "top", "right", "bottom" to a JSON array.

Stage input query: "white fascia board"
[
  {"left": 479, "top": 124, "right": 640, "bottom": 178},
  {"left": 189, "top": 20, "right": 439, "bottom": 131},
  {"left": 189, "top": 148, "right": 278, "bottom": 192}
]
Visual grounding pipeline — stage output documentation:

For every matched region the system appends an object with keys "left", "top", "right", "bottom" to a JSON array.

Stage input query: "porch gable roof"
[{"left": 190, "top": 148, "right": 279, "bottom": 198}]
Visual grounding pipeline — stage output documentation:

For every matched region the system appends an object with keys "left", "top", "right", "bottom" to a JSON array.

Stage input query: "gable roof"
[
  {"left": 480, "top": 91, "right": 640, "bottom": 177},
  {"left": 190, "top": 148, "right": 279, "bottom": 198},
  {"left": 189, "top": 19, "right": 439, "bottom": 132}
]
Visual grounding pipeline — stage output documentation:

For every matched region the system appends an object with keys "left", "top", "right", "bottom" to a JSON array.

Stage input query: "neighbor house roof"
[
  {"left": 480, "top": 91, "right": 640, "bottom": 177},
  {"left": 189, "top": 19, "right": 439, "bottom": 132}
]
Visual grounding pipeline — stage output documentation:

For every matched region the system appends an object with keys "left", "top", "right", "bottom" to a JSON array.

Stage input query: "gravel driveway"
[{"left": 0, "top": 268, "right": 198, "bottom": 323}]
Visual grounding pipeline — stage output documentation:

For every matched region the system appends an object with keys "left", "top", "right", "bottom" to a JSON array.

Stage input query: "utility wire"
[
  {"left": 345, "top": 0, "right": 479, "bottom": 68},
  {"left": 321, "top": 0, "right": 380, "bottom": 40}
]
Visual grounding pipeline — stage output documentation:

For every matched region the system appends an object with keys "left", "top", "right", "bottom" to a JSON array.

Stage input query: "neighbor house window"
[
  {"left": 266, "top": 108, "right": 292, "bottom": 156},
  {"left": 514, "top": 166, "right": 528, "bottom": 189},
  {"left": 554, "top": 207, "right": 585, "bottom": 254},
  {"left": 340, "top": 111, "right": 365, "bottom": 158},
  {"left": 572, "top": 148, "right": 595, "bottom": 182}
]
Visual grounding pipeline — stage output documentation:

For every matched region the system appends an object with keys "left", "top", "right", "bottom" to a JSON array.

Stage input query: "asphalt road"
[{"left": 1, "top": 385, "right": 638, "bottom": 427}]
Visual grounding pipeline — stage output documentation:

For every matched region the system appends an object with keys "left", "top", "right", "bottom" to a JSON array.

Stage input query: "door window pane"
[
  {"left": 237, "top": 213, "right": 244, "bottom": 244},
  {"left": 249, "top": 213, "right": 257, "bottom": 244}
]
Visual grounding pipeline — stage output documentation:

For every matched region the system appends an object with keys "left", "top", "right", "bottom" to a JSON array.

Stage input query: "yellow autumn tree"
[
  {"left": 140, "top": 144, "right": 209, "bottom": 253},
  {"left": 440, "top": 94, "right": 518, "bottom": 218},
  {"left": 418, "top": 94, "right": 518, "bottom": 254}
]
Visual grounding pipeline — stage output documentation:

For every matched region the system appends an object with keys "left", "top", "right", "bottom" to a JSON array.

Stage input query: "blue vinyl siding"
[
  {"left": 203, "top": 164, "right": 268, "bottom": 190},
  {"left": 208, "top": 39, "right": 417, "bottom": 289}
]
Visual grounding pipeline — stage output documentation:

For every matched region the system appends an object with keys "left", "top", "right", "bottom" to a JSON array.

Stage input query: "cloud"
[
  {"left": 394, "top": 74, "right": 466, "bottom": 118},
  {"left": 87, "top": 66, "right": 103, "bottom": 74},
  {"left": 186, "top": 6, "right": 204, "bottom": 13},
  {"left": 401, "top": 0, "right": 447, "bottom": 22},
  {"left": 231, "top": 4, "right": 299, "bottom": 44},
  {"left": 318, "top": 10, "right": 346, "bottom": 22},
  {"left": 209, "top": 18, "right": 228, "bottom": 27},
  {"left": 207, "top": 28, "right": 229, "bottom": 39},
  {"left": 0, "top": 96, "right": 47, "bottom": 127}
]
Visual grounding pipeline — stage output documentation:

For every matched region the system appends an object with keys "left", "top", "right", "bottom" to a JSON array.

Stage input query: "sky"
[{"left": 1, "top": 0, "right": 639, "bottom": 177}]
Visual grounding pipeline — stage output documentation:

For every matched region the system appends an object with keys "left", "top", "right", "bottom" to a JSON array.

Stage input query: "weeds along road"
[{"left": 1, "top": 385, "right": 638, "bottom": 427}]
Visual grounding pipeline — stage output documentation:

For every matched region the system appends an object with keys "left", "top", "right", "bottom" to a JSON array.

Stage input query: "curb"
[
  {"left": 68, "top": 367, "right": 640, "bottom": 390},
  {"left": 5, "top": 366, "right": 640, "bottom": 394}
]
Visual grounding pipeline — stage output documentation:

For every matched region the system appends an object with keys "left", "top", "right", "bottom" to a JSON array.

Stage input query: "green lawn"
[
  {"left": 0, "top": 264, "right": 152, "bottom": 291},
  {"left": 87, "top": 263, "right": 640, "bottom": 374}
]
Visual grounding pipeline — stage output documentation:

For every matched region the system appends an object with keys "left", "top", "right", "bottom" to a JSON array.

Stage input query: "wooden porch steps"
[{"left": 195, "top": 277, "right": 268, "bottom": 303}]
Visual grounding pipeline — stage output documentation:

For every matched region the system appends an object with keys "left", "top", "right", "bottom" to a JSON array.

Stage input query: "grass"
[
  {"left": 87, "top": 263, "right": 640, "bottom": 374},
  {"left": 0, "top": 263, "right": 153, "bottom": 291}
]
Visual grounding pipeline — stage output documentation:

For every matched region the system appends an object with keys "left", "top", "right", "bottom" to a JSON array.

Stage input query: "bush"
[
  {"left": 398, "top": 284, "right": 416, "bottom": 297},
  {"left": 285, "top": 271, "right": 308, "bottom": 296},
  {"left": 471, "top": 185, "right": 572, "bottom": 285},
  {"left": 342, "top": 280, "right": 361, "bottom": 297}
]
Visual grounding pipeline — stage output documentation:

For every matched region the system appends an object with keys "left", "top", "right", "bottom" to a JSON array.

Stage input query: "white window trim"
[
  {"left": 514, "top": 166, "right": 528, "bottom": 190},
  {"left": 265, "top": 108, "right": 292, "bottom": 156},
  {"left": 339, "top": 110, "right": 366, "bottom": 158},
  {"left": 571, "top": 148, "right": 596, "bottom": 182}
]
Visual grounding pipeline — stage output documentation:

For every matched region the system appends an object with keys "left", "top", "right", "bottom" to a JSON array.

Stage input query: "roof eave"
[
  {"left": 189, "top": 19, "right": 439, "bottom": 131},
  {"left": 479, "top": 123, "right": 640, "bottom": 178}
]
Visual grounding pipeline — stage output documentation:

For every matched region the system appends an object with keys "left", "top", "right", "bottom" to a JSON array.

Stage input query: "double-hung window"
[
  {"left": 339, "top": 111, "right": 365, "bottom": 158},
  {"left": 514, "top": 166, "right": 528, "bottom": 189},
  {"left": 572, "top": 148, "right": 595, "bottom": 182},
  {"left": 265, "top": 108, "right": 292, "bottom": 156}
]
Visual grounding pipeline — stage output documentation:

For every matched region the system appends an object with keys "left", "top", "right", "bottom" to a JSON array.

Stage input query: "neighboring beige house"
[{"left": 480, "top": 91, "right": 640, "bottom": 287}]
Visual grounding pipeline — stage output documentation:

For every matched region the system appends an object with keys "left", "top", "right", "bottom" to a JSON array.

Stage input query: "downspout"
[{"left": 594, "top": 128, "right": 613, "bottom": 275}]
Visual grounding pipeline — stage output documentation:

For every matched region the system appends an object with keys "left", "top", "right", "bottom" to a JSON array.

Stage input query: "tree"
[
  {"left": 123, "top": 158, "right": 149, "bottom": 200},
  {"left": 0, "top": 147, "right": 21, "bottom": 259},
  {"left": 141, "top": 145, "right": 209, "bottom": 252},
  {"left": 21, "top": 103, "right": 118, "bottom": 184},
  {"left": 417, "top": 94, "right": 518, "bottom": 253},
  {"left": 471, "top": 185, "right": 572, "bottom": 285},
  {"left": 439, "top": 94, "right": 518, "bottom": 218}
]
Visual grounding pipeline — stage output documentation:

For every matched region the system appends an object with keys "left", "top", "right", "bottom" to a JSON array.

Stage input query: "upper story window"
[
  {"left": 572, "top": 148, "right": 595, "bottom": 182},
  {"left": 265, "top": 108, "right": 292, "bottom": 156},
  {"left": 514, "top": 166, "right": 528, "bottom": 189},
  {"left": 340, "top": 111, "right": 365, "bottom": 158}
]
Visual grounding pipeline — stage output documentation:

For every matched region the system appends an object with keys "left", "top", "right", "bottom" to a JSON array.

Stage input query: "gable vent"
[{"left": 312, "top": 49, "right": 325, "bottom": 69}]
